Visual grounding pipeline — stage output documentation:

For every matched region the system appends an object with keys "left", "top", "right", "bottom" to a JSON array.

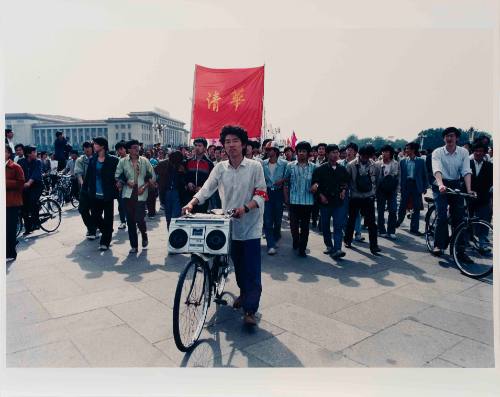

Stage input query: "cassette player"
[{"left": 168, "top": 213, "right": 232, "bottom": 255}]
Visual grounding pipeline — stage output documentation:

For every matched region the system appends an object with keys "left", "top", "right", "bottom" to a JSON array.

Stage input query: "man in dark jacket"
[
  {"left": 311, "top": 144, "right": 350, "bottom": 259},
  {"left": 184, "top": 137, "right": 214, "bottom": 213},
  {"left": 18, "top": 146, "right": 44, "bottom": 235},
  {"left": 469, "top": 142, "right": 493, "bottom": 250},
  {"left": 397, "top": 141, "right": 429, "bottom": 235},
  {"left": 54, "top": 130, "right": 72, "bottom": 171},
  {"left": 82, "top": 137, "right": 119, "bottom": 251}
]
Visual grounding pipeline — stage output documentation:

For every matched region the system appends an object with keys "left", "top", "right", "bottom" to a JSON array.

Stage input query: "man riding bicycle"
[
  {"left": 182, "top": 125, "right": 268, "bottom": 326},
  {"left": 431, "top": 127, "right": 476, "bottom": 258}
]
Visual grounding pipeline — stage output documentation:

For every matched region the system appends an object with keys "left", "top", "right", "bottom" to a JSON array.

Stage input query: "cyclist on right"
[
  {"left": 431, "top": 127, "right": 476, "bottom": 258},
  {"left": 469, "top": 141, "right": 493, "bottom": 251}
]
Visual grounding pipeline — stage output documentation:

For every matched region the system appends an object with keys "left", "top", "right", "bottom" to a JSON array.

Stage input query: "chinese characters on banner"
[{"left": 191, "top": 65, "right": 265, "bottom": 140}]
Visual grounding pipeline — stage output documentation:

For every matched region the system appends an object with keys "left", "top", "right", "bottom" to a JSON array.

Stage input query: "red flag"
[
  {"left": 191, "top": 65, "right": 264, "bottom": 140},
  {"left": 291, "top": 131, "right": 297, "bottom": 150}
]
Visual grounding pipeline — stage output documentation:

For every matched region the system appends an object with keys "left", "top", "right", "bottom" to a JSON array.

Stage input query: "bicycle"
[
  {"left": 424, "top": 187, "right": 493, "bottom": 278},
  {"left": 16, "top": 196, "right": 62, "bottom": 237},
  {"left": 172, "top": 209, "right": 235, "bottom": 352},
  {"left": 52, "top": 172, "right": 79, "bottom": 208}
]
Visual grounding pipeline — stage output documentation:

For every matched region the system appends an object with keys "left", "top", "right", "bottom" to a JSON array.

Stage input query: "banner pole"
[{"left": 189, "top": 65, "right": 197, "bottom": 145}]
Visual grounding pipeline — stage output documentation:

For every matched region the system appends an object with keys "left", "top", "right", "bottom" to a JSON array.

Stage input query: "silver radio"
[{"left": 168, "top": 212, "right": 232, "bottom": 255}]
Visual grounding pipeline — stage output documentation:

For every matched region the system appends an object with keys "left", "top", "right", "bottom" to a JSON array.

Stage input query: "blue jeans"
[
  {"left": 263, "top": 189, "right": 284, "bottom": 249},
  {"left": 432, "top": 181, "right": 465, "bottom": 250},
  {"left": 377, "top": 191, "right": 397, "bottom": 234},
  {"left": 320, "top": 203, "right": 347, "bottom": 251},
  {"left": 231, "top": 238, "right": 262, "bottom": 314},
  {"left": 164, "top": 189, "right": 181, "bottom": 229}
]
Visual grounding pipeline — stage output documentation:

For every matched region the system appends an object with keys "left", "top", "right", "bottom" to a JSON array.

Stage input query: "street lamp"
[{"left": 152, "top": 122, "right": 167, "bottom": 146}]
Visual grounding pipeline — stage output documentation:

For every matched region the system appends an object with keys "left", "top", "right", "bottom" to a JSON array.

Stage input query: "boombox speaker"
[{"left": 168, "top": 213, "right": 232, "bottom": 255}]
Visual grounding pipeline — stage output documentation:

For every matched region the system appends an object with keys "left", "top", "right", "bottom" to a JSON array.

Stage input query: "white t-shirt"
[{"left": 268, "top": 162, "right": 277, "bottom": 178}]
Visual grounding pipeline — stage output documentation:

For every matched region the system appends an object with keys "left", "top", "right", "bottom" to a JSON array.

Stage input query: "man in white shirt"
[
  {"left": 183, "top": 125, "right": 267, "bottom": 326},
  {"left": 5, "top": 128, "right": 15, "bottom": 158},
  {"left": 431, "top": 127, "right": 475, "bottom": 257}
]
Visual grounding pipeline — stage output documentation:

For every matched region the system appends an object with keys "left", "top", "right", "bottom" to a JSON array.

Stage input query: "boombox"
[{"left": 168, "top": 213, "right": 232, "bottom": 255}]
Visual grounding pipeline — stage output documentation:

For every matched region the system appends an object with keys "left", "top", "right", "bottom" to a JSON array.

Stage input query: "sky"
[{"left": 1, "top": 0, "right": 498, "bottom": 143}]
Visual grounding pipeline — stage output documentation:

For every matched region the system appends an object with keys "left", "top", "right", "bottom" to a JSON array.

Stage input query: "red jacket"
[{"left": 5, "top": 159, "right": 25, "bottom": 207}]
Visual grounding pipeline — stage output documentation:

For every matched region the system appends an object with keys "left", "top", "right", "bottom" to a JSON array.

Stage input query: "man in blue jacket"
[
  {"left": 397, "top": 141, "right": 429, "bottom": 235},
  {"left": 262, "top": 141, "right": 288, "bottom": 255}
]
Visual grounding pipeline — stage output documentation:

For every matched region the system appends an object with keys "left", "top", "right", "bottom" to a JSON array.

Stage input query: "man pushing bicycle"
[{"left": 182, "top": 125, "right": 268, "bottom": 326}]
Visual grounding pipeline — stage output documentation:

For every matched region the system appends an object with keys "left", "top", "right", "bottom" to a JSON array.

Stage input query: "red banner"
[{"left": 191, "top": 65, "right": 264, "bottom": 140}]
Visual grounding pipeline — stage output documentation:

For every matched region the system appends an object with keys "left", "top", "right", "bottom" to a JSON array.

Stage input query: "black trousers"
[
  {"left": 6, "top": 206, "right": 20, "bottom": 258},
  {"left": 345, "top": 196, "right": 378, "bottom": 249},
  {"left": 78, "top": 191, "right": 96, "bottom": 234},
  {"left": 22, "top": 187, "right": 42, "bottom": 232},
  {"left": 289, "top": 204, "right": 313, "bottom": 253},
  {"left": 124, "top": 193, "right": 147, "bottom": 249},
  {"left": 57, "top": 159, "right": 67, "bottom": 172},
  {"left": 90, "top": 198, "right": 114, "bottom": 247}
]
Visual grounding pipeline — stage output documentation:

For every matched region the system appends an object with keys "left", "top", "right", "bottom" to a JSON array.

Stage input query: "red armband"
[{"left": 253, "top": 189, "right": 269, "bottom": 201}]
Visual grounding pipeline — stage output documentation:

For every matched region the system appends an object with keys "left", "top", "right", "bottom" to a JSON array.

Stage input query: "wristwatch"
[{"left": 243, "top": 204, "right": 250, "bottom": 213}]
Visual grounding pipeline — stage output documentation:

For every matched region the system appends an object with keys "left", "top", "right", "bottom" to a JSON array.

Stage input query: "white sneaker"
[
  {"left": 387, "top": 233, "right": 396, "bottom": 239},
  {"left": 118, "top": 223, "right": 126, "bottom": 230},
  {"left": 354, "top": 234, "right": 365, "bottom": 242},
  {"left": 86, "top": 233, "right": 97, "bottom": 240},
  {"left": 99, "top": 245, "right": 108, "bottom": 251},
  {"left": 267, "top": 247, "right": 277, "bottom": 255}
]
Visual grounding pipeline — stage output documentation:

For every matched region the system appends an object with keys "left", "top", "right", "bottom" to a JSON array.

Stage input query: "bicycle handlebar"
[{"left": 445, "top": 187, "right": 476, "bottom": 199}]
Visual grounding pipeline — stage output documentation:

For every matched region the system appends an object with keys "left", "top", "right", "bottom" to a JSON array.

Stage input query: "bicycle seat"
[{"left": 424, "top": 197, "right": 434, "bottom": 203}]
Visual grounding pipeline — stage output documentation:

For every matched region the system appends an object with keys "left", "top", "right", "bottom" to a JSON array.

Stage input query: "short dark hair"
[
  {"left": 317, "top": 143, "right": 327, "bottom": 150},
  {"left": 346, "top": 142, "right": 359, "bottom": 152},
  {"left": 339, "top": 146, "right": 346, "bottom": 152},
  {"left": 5, "top": 128, "right": 12, "bottom": 135},
  {"left": 358, "top": 145, "right": 375, "bottom": 157},
  {"left": 82, "top": 141, "right": 93, "bottom": 149},
  {"left": 126, "top": 139, "right": 140, "bottom": 149},
  {"left": 284, "top": 146, "right": 293, "bottom": 153},
  {"left": 70, "top": 150, "right": 78, "bottom": 155},
  {"left": 115, "top": 141, "right": 127, "bottom": 151},
  {"left": 5, "top": 144, "right": 13, "bottom": 155},
  {"left": 40, "top": 151, "right": 47, "bottom": 156},
  {"left": 405, "top": 142, "right": 420, "bottom": 153},
  {"left": 93, "top": 137, "right": 109, "bottom": 151},
  {"left": 295, "top": 141, "right": 312, "bottom": 153},
  {"left": 214, "top": 146, "right": 223, "bottom": 152},
  {"left": 326, "top": 144, "right": 339, "bottom": 154},
  {"left": 193, "top": 137, "right": 208, "bottom": 147},
  {"left": 472, "top": 142, "right": 488, "bottom": 152},
  {"left": 380, "top": 144, "right": 395, "bottom": 155},
  {"left": 55, "top": 130, "right": 64, "bottom": 137},
  {"left": 208, "top": 144, "right": 216, "bottom": 150},
  {"left": 219, "top": 125, "right": 248, "bottom": 146},
  {"left": 311, "top": 145, "right": 318, "bottom": 152},
  {"left": 24, "top": 145, "right": 36, "bottom": 156},
  {"left": 261, "top": 138, "right": 272, "bottom": 149},
  {"left": 442, "top": 127, "right": 461, "bottom": 138},
  {"left": 14, "top": 143, "right": 24, "bottom": 151}
]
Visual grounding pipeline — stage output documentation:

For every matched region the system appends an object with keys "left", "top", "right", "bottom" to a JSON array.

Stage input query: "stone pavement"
[{"left": 6, "top": 204, "right": 494, "bottom": 367}]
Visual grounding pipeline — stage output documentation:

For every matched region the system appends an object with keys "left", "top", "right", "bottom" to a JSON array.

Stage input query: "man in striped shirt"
[{"left": 283, "top": 141, "right": 317, "bottom": 257}]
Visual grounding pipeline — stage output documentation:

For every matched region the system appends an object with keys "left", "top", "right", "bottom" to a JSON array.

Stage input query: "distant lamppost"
[{"left": 152, "top": 122, "right": 167, "bottom": 146}]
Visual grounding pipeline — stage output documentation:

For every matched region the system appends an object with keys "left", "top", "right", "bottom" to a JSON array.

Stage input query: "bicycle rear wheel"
[
  {"left": 39, "top": 198, "right": 62, "bottom": 233},
  {"left": 424, "top": 205, "right": 437, "bottom": 252},
  {"left": 71, "top": 195, "right": 79, "bottom": 208},
  {"left": 452, "top": 220, "right": 493, "bottom": 278},
  {"left": 173, "top": 258, "right": 211, "bottom": 352}
]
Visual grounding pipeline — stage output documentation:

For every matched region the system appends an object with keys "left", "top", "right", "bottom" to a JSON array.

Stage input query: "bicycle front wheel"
[
  {"left": 39, "top": 198, "right": 62, "bottom": 233},
  {"left": 424, "top": 205, "right": 437, "bottom": 253},
  {"left": 173, "top": 258, "right": 211, "bottom": 352},
  {"left": 452, "top": 220, "right": 493, "bottom": 278}
]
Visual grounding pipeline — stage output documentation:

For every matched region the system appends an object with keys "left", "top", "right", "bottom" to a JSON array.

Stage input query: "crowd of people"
[{"left": 5, "top": 125, "right": 494, "bottom": 325}]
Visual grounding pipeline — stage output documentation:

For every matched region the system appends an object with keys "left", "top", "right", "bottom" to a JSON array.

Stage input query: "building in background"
[{"left": 5, "top": 108, "right": 189, "bottom": 152}]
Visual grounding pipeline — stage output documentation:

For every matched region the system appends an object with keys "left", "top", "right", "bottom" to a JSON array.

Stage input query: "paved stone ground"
[{"left": 6, "top": 204, "right": 494, "bottom": 367}]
